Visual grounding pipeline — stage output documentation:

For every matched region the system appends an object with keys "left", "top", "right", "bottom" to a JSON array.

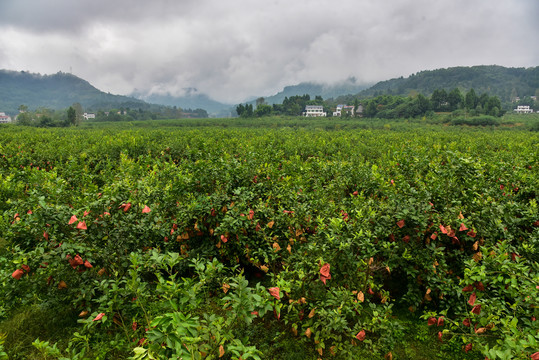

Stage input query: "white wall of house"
[
  {"left": 514, "top": 105, "right": 534, "bottom": 114},
  {"left": 303, "top": 105, "right": 326, "bottom": 117},
  {"left": 333, "top": 105, "right": 355, "bottom": 117},
  {"left": 0, "top": 112, "right": 12, "bottom": 123}
]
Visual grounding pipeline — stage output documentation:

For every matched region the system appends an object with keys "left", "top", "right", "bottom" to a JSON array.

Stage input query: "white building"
[
  {"left": 0, "top": 112, "right": 12, "bottom": 123},
  {"left": 83, "top": 112, "right": 96, "bottom": 120},
  {"left": 333, "top": 104, "right": 355, "bottom": 117},
  {"left": 303, "top": 105, "right": 326, "bottom": 117},
  {"left": 514, "top": 105, "right": 534, "bottom": 114}
]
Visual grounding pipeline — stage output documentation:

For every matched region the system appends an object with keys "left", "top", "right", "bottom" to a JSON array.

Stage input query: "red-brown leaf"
[
  {"left": 475, "top": 327, "right": 486, "bottom": 334},
  {"left": 356, "top": 330, "right": 366, "bottom": 341},
  {"left": 12, "top": 269, "right": 24, "bottom": 280},
  {"left": 437, "top": 316, "right": 444, "bottom": 327},
  {"left": 320, "top": 274, "right": 331, "bottom": 284},
  {"left": 68, "top": 215, "right": 78, "bottom": 225},
  {"left": 268, "top": 287, "right": 280, "bottom": 300},
  {"left": 120, "top": 203, "right": 132, "bottom": 212},
  {"left": 76, "top": 221, "right": 87, "bottom": 230},
  {"left": 475, "top": 282, "right": 485, "bottom": 291},
  {"left": 397, "top": 219, "right": 405, "bottom": 228},
  {"left": 142, "top": 205, "right": 151, "bottom": 213},
  {"left": 427, "top": 317, "right": 437, "bottom": 326},
  {"left": 320, "top": 263, "right": 330, "bottom": 277},
  {"left": 471, "top": 305, "right": 481, "bottom": 315},
  {"left": 464, "top": 343, "right": 473, "bottom": 353},
  {"left": 459, "top": 223, "right": 468, "bottom": 231},
  {"left": 219, "top": 345, "right": 225, "bottom": 358},
  {"left": 462, "top": 284, "right": 474, "bottom": 292},
  {"left": 439, "top": 224, "right": 448, "bottom": 234},
  {"left": 463, "top": 318, "right": 471, "bottom": 327},
  {"left": 74, "top": 255, "right": 83, "bottom": 266},
  {"left": 468, "top": 292, "right": 477, "bottom": 306},
  {"left": 93, "top": 313, "right": 105, "bottom": 321}
]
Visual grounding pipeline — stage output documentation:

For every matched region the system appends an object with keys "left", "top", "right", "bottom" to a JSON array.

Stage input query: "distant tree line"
[
  {"left": 362, "top": 88, "right": 503, "bottom": 119},
  {"left": 236, "top": 95, "right": 328, "bottom": 117},
  {"left": 15, "top": 104, "right": 80, "bottom": 127},
  {"left": 13, "top": 103, "right": 208, "bottom": 127},
  {"left": 235, "top": 88, "right": 505, "bottom": 119}
]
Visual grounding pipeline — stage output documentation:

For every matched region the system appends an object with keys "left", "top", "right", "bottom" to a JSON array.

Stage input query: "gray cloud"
[{"left": 0, "top": 0, "right": 537, "bottom": 103}]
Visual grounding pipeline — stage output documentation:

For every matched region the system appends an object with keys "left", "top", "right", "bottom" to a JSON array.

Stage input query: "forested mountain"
[
  {"left": 0, "top": 70, "right": 152, "bottom": 115},
  {"left": 359, "top": 65, "right": 539, "bottom": 100}
]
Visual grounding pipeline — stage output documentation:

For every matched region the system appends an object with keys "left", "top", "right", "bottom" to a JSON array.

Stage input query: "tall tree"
[
  {"left": 236, "top": 104, "right": 245, "bottom": 117},
  {"left": 254, "top": 104, "right": 272, "bottom": 117},
  {"left": 67, "top": 106, "right": 76, "bottom": 126},
  {"left": 447, "top": 88, "right": 464, "bottom": 111},
  {"left": 72, "top": 103, "right": 83, "bottom": 125},
  {"left": 364, "top": 101, "right": 377, "bottom": 118},
  {"left": 465, "top": 89, "right": 478, "bottom": 110},
  {"left": 430, "top": 89, "right": 448, "bottom": 111}
]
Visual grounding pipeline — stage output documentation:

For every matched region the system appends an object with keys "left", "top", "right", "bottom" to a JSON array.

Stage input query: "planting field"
[{"left": 0, "top": 120, "right": 538, "bottom": 359}]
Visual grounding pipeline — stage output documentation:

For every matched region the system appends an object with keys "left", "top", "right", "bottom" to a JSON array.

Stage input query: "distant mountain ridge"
[
  {"left": 0, "top": 70, "right": 150, "bottom": 115},
  {"left": 1, "top": 65, "right": 537, "bottom": 117},
  {"left": 358, "top": 65, "right": 539, "bottom": 100}
]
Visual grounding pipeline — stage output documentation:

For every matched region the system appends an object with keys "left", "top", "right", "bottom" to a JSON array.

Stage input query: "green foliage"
[
  {"left": 0, "top": 123, "right": 537, "bottom": 359},
  {"left": 450, "top": 116, "right": 500, "bottom": 127}
]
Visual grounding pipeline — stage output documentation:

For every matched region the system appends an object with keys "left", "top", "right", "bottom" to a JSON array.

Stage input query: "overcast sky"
[{"left": 0, "top": 0, "right": 537, "bottom": 103}]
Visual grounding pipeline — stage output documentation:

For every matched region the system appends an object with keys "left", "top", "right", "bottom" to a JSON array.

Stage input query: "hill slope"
[
  {"left": 0, "top": 70, "right": 149, "bottom": 115},
  {"left": 359, "top": 65, "right": 539, "bottom": 100}
]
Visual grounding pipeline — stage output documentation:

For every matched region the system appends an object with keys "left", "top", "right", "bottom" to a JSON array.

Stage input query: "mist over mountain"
[
  {"left": 1, "top": 65, "right": 537, "bottom": 117},
  {"left": 131, "top": 88, "right": 234, "bottom": 117},
  {"left": 256, "top": 78, "right": 371, "bottom": 105}
]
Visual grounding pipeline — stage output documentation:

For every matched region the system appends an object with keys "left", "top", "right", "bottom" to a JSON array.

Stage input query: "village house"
[
  {"left": 303, "top": 105, "right": 326, "bottom": 117},
  {"left": 83, "top": 112, "right": 96, "bottom": 120},
  {"left": 333, "top": 104, "right": 355, "bottom": 117},
  {"left": 0, "top": 112, "right": 12, "bottom": 123},
  {"left": 514, "top": 105, "right": 534, "bottom": 114}
]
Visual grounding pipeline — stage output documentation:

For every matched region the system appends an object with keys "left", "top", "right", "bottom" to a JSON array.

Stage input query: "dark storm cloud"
[{"left": 0, "top": 0, "right": 537, "bottom": 103}]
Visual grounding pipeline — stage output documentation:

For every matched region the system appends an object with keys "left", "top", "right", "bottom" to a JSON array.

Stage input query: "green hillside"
[
  {"left": 359, "top": 65, "right": 539, "bottom": 100},
  {"left": 0, "top": 70, "right": 149, "bottom": 115}
]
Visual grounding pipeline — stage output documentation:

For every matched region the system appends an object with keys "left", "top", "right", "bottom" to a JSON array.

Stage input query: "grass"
[{"left": 0, "top": 304, "right": 79, "bottom": 360}]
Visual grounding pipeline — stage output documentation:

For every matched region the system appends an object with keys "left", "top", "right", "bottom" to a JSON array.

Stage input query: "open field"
[{"left": 0, "top": 119, "right": 538, "bottom": 359}]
